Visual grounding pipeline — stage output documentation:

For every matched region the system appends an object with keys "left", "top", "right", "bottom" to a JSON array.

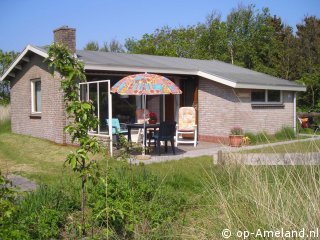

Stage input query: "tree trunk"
[
  {"left": 230, "top": 47, "right": 234, "bottom": 65},
  {"left": 81, "top": 176, "right": 86, "bottom": 236}
]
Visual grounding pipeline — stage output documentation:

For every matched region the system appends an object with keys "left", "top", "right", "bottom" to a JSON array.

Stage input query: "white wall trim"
[
  {"left": 1, "top": 45, "right": 48, "bottom": 81},
  {"left": 197, "top": 71, "right": 237, "bottom": 88},
  {"left": 235, "top": 83, "right": 306, "bottom": 92},
  {"left": 31, "top": 78, "right": 42, "bottom": 114}
]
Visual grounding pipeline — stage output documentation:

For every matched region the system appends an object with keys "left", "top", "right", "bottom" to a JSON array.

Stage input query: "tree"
[
  {"left": 269, "top": 16, "right": 299, "bottom": 80},
  {"left": 0, "top": 50, "right": 18, "bottom": 105},
  {"left": 226, "top": 4, "right": 277, "bottom": 73},
  {"left": 47, "top": 43, "right": 101, "bottom": 236},
  {"left": 296, "top": 16, "right": 320, "bottom": 76},
  {"left": 296, "top": 16, "right": 320, "bottom": 110},
  {"left": 297, "top": 73, "right": 320, "bottom": 109},
  {"left": 196, "top": 13, "right": 229, "bottom": 61},
  {"left": 100, "top": 39, "right": 124, "bottom": 53},
  {"left": 84, "top": 41, "right": 99, "bottom": 51}
]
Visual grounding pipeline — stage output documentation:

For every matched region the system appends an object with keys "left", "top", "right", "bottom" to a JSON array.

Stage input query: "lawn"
[
  {"left": 244, "top": 138, "right": 320, "bottom": 153},
  {"left": 1, "top": 120, "right": 320, "bottom": 239}
]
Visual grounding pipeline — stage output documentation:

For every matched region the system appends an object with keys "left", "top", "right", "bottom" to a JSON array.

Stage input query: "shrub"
[
  {"left": 230, "top": 127, "right": 243, "bottom": 135},
  {"left": 275, "top": 126, "right": 295, "bottom": 140},
  {"left": 88, "top": 165, "right": 186, "bottom": 238},
  {"left": 0, "top": 120, "right": 10, "bottom": 134},
  {"left": 244, "top": 132, "right": 257, "bottom": 144},
  {"left": 0, "top": 184, "right": 79, "bottom": 239}
]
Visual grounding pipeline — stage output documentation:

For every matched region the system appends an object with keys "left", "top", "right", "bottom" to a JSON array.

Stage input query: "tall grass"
[
  {"left": 0, "top": 104, "right": 10, "bottom": 122},
  {"left": 180, "top": 164, "right": 320, "bottom": 239},
  {"left": 0, "top": 119, "right": 11, "bottom": 134}
]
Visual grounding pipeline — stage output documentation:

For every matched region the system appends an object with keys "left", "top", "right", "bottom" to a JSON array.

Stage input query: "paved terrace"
[{"left": 129, "top": 135, "right": 320, "bottom": 165}]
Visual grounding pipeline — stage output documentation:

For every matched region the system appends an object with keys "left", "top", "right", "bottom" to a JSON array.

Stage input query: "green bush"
[
  {"left": 245, "top": 131, "right": 270, "bottom": 144},
  {"left": 245, "top": 126, "right": 296, "bottom": 145},
  {"left": 0, "top": 120, "right": 10, "bottom": 134},
  {"left": 275, "top": 126, "right": 295, "bottom": 140},
  {"left": 0, "top": 184, "right": 79, "bottom": 239},
  {"left": 88, "top": 164, "right": 186, "bottom": 238}
]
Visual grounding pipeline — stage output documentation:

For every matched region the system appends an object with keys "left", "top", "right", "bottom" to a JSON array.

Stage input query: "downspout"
[{"left": 293, "top": 92, "right": 297, "bottom": 134}]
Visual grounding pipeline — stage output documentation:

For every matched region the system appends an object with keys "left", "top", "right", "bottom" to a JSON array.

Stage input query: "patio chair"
[
  {"left": 151, "top": 121, "right": 176, "bottom": 155},
  {"left": 135, "top": 108, "right": 150, "bottom": 143},
  {"left": 175, "top": 107, "right": 197, "bottom": 147},
  {"left": 106, "top": 118, "right": 128, "bottom": 135},
  {"left": 106, "top": 118, "right": 128, "bottom": 147}
]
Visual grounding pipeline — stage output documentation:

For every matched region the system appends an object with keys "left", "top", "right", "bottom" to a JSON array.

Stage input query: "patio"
[
  {"left": 125, "top": 134, "right": 320, "bottom": 165},
  {"left": 115, "top": 131, "right": 230, "bottom": 163}
]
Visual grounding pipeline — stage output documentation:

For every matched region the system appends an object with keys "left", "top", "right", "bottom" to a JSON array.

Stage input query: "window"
[
  {"left": 251, "top": 90, "right": 282, "bottom": 104},
  {"left": 31, "top": 79, "right": 41, "bottom": 113},
  {"left": 251, "top": 90, "right": 265, "bottom": 102},
  {"left": 267, "top": 90, "right": 281, "bottom": 102}
]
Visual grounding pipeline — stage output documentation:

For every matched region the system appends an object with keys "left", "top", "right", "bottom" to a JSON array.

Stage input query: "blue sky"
[{"left": 1, "top": 0, "right": 319, "bottom": 52}]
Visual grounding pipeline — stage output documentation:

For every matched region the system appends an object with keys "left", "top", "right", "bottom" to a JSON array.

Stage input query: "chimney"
[{"left": 53, "top": 26, "right": 76, "bottom": 54}]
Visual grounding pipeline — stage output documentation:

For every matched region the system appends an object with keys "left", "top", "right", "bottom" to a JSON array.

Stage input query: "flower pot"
[
  {"left": 149, "top": 119, "right": 157, "bottom": 124},
  {"left": 229, "top": 135, "right": 243, "bottom": 147}
]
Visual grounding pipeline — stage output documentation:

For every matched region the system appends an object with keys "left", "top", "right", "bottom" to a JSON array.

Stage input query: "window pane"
[
  {"left": 251, "top": 90, "right": 265, "bottom": 102},
  {"left": 268, "top": 90, "right": 280, "bottom": 102},
  {"left": 35, "top": 81, "right": 41, "bottom": 112}
]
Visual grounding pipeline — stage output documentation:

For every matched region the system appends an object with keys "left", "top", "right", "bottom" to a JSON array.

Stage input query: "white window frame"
[
  {"left": 31, "top": 79, "right": 41, "bottom": 113},
  {"left": 251, "top": 90, "right": 282, "bottom": 104},
  {"left": 79, "top": 80, "right": 113, "bottom": 156}
]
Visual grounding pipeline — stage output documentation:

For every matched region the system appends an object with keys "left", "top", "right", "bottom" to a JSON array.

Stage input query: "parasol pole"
[
  {"left": 142, "top": 72, "right": 148, "bottom": 156},
  {"left": 142, "top": 94, "right": 146, "bottom": 155}
]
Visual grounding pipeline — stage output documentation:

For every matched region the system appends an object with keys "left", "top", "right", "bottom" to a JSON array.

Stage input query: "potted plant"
[
  {"left": 229, "top": 127, "right": 244, "bottom": 147},
  {"left": 148, "top": 112, "right": 157, "bottom": 124}
]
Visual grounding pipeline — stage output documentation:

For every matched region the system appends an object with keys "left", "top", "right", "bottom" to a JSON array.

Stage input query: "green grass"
[
  {"left": 244, "top": 126, "right": 305, "bottom": 145},
  {"left": 245, "top": 138, "right": 320, "bottom": 153},
  {"left": 1, "top": 123, "right": 320, "bottom": 238}
]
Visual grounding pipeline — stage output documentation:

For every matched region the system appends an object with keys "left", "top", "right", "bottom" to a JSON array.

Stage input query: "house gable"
[{"left": 1, "top": 45, "right": 48, "bottom": 82}]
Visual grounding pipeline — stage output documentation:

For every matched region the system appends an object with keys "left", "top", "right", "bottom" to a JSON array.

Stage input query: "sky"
[{"left": 0, "top": 0, "right": 319, "bottom": 52}]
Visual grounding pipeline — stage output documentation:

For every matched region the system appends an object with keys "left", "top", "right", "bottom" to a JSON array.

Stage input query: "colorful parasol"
[
  {"left": 111, "top": 73, "right": 182, "bottom": 156},
  {"left": 110, "top": 73, "right": 182, "bottom": 95}
]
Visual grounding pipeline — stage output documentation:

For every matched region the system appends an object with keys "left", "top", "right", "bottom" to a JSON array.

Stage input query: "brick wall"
[
  {"left": 198, "top": 78, "right": 294, "bottom": 142},
  {"left": 10, "top": 54, "right": 66, "bottom": 143},
  {"left": 147, "top": 95, "right": 160, "bottom": 119}
]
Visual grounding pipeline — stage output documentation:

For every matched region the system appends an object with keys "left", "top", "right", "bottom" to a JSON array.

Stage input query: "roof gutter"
[
  {"left": 84, "top": 64, "right": 196, "bottom": 76},
  {"left": 197, "top": 71, "right": 306, "bottom": 92},
  {"left": 235, "top": 83, "right": 306, "bottom": 92}
]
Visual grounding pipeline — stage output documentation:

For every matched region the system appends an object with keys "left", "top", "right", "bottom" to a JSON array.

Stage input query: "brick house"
[{"left": 1, "top": 26, "right": 306, "bottom": 145}]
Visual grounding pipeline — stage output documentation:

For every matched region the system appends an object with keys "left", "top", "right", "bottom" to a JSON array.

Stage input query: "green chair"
[{"left": 106, "top": 118, "right": 128, "bottom": 135}]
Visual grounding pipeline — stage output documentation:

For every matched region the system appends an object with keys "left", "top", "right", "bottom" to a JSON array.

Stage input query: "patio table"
[{"left": 126, "top": 123, "right": 160, "bottom": 148}]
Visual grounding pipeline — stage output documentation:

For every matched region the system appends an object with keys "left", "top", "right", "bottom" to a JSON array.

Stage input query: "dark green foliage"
[
  {"left": 47, "top": 43, "right": 102, "bottom": 235},
  {"left": 275, "top": 126, "right": 296, "bottom": 140},
  {"left": 123, "top": 6, "right": 320, "bottom": 111},
  {"left": 0, "top": 184, "right": 79, "bottom": 239},
  {"left": 245, "top": 126, "right": 296, "bottom": 144},
  {"left": 0, "top": 171, "right": 17, "bottom": 227},
  {"left": 84, "top": 41, "right": 99, "bottom": 51},
  {"left": 0, "top": 120, "right": 11, "bottom": 134},
  {"left": 0, "top": 50, "right": 19, "bottom": 105},
  {"left": 88, "top": 165, "right": 186, "bottom": 238}
]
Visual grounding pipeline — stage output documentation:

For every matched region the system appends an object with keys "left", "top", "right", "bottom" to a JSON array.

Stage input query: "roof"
[{"left": 1, "top": 44, "right": 306, "bottom": 91}]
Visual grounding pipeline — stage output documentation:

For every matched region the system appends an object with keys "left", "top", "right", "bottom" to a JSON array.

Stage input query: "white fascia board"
[
  {"left": 84, "top": 64, "right": 196, "bottom": 75},
  {"left": 198, "top": 71, "right": 306, "bottom": 92},
  {"left": 0, "top": 45, "right": 48, "bottom": 81},
  {"left": 197, "top": 71, "right": 237, "bottom": 88},
  {"left": 235, "top": 83, "right": 306, "bottom": 92}
]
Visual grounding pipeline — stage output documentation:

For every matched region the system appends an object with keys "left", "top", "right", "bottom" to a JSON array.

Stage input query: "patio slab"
[{"left": 130, "top": 135, "right": 320, "bottom": 165}]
